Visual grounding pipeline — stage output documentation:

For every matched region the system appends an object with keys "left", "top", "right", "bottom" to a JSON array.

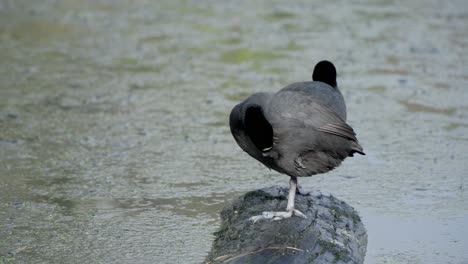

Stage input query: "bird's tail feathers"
[{"left": 349, "top": 141, "right": 365, "bottom": 156}]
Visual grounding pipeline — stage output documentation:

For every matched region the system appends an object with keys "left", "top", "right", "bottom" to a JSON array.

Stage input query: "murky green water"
[{"left": 0, "top": 0, "right": 467, "bottom": 263}]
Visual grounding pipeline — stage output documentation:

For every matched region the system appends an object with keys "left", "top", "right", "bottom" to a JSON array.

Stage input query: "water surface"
[{"left": 1, "top": 0, "right": 467, "bottom": 263}]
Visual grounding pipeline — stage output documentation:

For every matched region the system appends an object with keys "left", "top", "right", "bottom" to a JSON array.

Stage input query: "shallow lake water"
[{"left": 0, "top": 0, "right": 467, "bottom": 263}]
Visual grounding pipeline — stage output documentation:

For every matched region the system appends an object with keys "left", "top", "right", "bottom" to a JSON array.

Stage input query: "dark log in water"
[{"left": 206, "top": 186, "right": 367, "bottom": 264}]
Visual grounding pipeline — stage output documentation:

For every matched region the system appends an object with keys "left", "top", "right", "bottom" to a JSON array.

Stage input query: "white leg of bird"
[{"left": 249, "top": 177, "right": 307, "bottom": 223}]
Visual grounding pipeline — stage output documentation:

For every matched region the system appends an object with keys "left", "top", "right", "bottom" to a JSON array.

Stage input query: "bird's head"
[{"left": 312, "top": 60, "right": 337, "bottom": 88}]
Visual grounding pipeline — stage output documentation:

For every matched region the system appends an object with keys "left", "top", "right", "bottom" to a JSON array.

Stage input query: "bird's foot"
[{"left": 249, "top": 209, "right": 307, "bottom": 223}]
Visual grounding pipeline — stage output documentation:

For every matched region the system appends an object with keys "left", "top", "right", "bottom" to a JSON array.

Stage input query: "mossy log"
[{"left": 206, "top": 186, "right": 367, "bottom": 264}]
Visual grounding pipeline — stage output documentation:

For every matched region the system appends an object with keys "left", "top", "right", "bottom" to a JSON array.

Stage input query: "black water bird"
[{"left": 229, "top": 61, "right": 365, "bottom": 222}]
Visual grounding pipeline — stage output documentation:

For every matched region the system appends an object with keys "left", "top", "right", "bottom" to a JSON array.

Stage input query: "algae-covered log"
[{"left": 206, "top": 186, "right": 367, "bottom": 264}]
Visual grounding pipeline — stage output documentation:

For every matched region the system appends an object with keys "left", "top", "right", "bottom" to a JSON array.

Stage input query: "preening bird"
[{"left": 229, "top": 61, "right": 365, "bottom": 222}]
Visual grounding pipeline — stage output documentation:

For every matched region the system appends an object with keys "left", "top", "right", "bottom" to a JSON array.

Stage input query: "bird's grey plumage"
[{"left": 229, "top": 62, "right": 364, "bottom": 179}]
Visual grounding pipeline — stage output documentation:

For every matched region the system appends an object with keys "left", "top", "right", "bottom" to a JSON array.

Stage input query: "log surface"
[{"left": 206, "top": 186, "right": 367, "bottom": 264}]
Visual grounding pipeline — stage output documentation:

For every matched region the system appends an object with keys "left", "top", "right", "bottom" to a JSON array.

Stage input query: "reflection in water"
[{"left": 0, "top": 0, "right": 467, "bottom": 263}]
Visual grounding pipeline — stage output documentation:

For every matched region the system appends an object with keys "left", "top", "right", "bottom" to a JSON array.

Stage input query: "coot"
[{"left": 229, "top": 61, "right": 365, "bottom": 222}]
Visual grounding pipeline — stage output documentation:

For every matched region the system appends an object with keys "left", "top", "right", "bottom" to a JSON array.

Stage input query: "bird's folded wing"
[
  {"left": 267, "top": 96, "right": 359, "bottom": 143},
  {"left": 317, "top": 122, "right": 358, "bottom": 142}
]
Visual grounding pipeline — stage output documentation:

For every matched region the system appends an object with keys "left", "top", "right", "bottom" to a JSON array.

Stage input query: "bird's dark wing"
[
  {"left": 317, "top": 122, "right": 358, "bottom": 142},
  {"left": 317, "top": 121, "right": 364, "bottom": 156},
  {"left": 266, "top": 90, "right": 346, "bottom": 129},
  {"left": 265, "top": 90, "right": 364, "bottom": 156}
]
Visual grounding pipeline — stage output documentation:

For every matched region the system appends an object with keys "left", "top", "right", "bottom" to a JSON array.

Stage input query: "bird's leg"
[{"left": 249, "top": 177, "right": 307, "bottom": 223}]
